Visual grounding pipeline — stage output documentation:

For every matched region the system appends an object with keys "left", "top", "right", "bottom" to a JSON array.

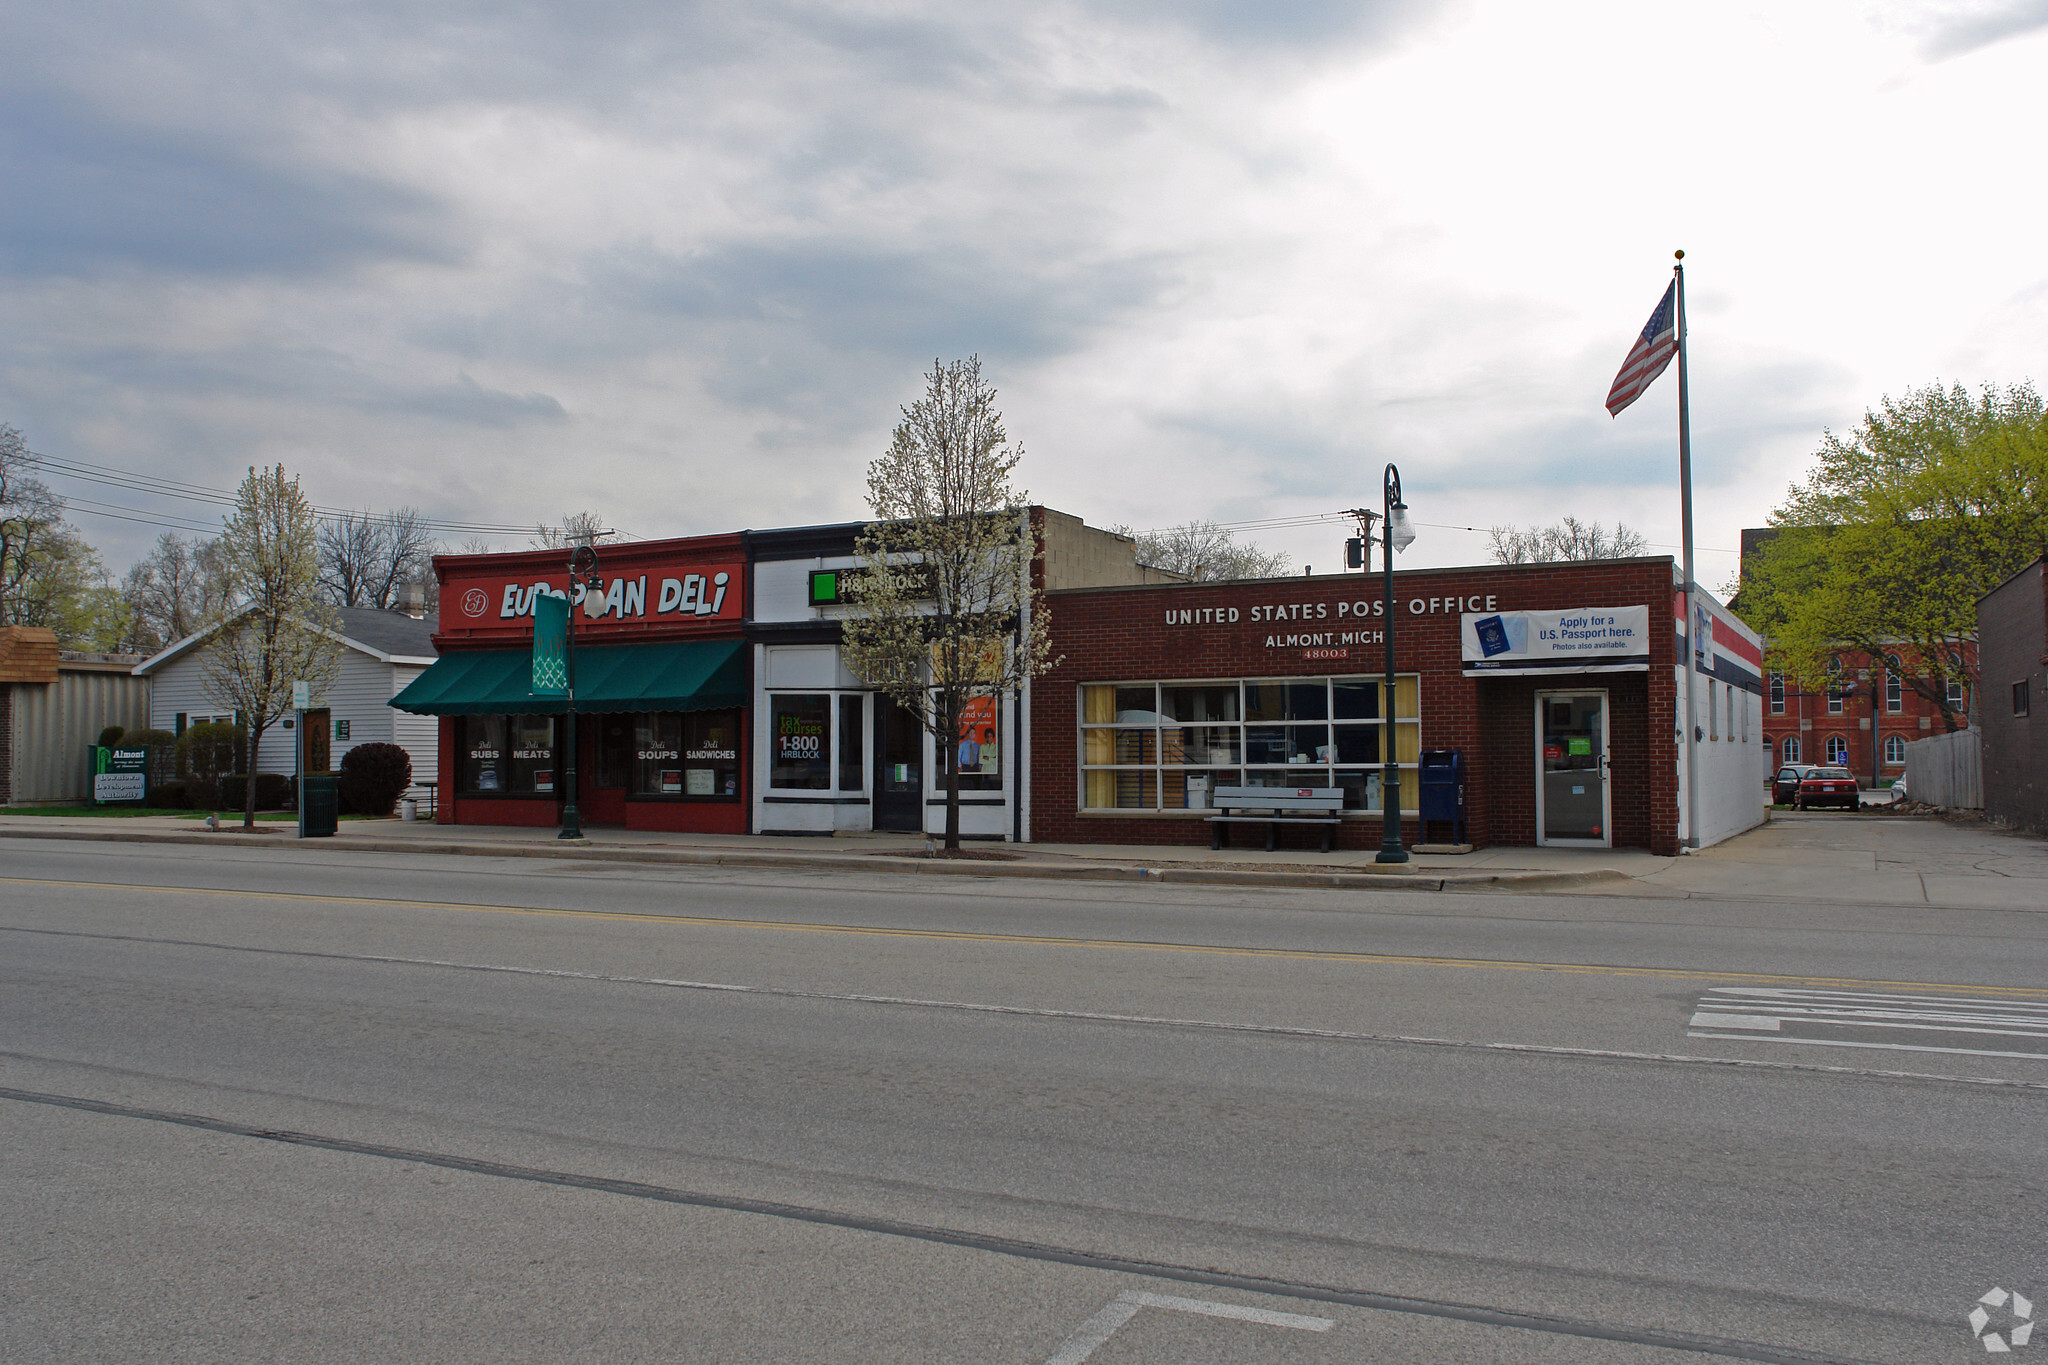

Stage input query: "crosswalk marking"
[{"left": 1688, "top": 986, "right": 2048, "bottom": 1061}]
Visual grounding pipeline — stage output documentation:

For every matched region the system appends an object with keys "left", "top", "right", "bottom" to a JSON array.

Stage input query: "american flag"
[{"left": 1605, "top": 282, "right": 1678, "bottom": 416}]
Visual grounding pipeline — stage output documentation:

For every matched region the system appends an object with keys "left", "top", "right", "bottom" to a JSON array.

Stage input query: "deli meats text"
[
  {"left": 1168, "top": 594, "right": 1498, "bottom": 626},
  {"left": 499, "top": 573, "right": 731, "bottom": 620}
]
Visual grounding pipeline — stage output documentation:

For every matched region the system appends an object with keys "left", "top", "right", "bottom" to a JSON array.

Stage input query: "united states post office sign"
[{"left": 1460, "top": 606, "right": 1651, "bottom": 676}]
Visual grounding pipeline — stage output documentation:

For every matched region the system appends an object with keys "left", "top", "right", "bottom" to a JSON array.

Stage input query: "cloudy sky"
[{"left": 5, "top": 0, "right": 2045, "bottom": 586}]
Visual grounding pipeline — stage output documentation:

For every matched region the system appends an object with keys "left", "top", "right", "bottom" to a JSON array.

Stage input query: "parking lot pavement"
[{"left": 1626, "top": 808, "right": 2048, "bottom": 908}]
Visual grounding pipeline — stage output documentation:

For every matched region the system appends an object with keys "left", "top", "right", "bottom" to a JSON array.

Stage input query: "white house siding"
[
  {"left": 146, "top": 647, "right": 437, "bottom": 785},
  {"left": 390, "top": 664, "right": 439, "bottom": 793}
]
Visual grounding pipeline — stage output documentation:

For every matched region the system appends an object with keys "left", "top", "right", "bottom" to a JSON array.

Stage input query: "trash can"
[
  {"left": 299, "top": 775, "right": 339, "bottom": 838},
  {"left": 400, "top": 798, "right": 418, "bottom": 822},
  {"left": 1418, "top": 749, "right": 1466, "bottom": 846}
]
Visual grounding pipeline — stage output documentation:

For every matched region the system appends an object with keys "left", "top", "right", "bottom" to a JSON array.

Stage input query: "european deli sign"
[{"left": 438, "top": 539, "right": 744, "bottom": 640}]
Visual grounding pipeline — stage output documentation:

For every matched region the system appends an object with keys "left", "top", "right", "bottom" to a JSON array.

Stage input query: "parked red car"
[
  {"left": 1794, "top": 766, "right": 1860, "bottom": 811},
  {"left": 1772, "top": 763, "right": 1821, "bottom": 805}
]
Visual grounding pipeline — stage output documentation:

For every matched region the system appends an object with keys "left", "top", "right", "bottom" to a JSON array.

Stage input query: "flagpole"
[{"left": 1674, "top": 248, "right": 1699, "bottom": 850}]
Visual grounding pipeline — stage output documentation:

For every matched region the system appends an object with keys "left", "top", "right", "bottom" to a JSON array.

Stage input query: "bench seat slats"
[{"left": 1202, "top": 785, "right": 1348, "bottom": 852}]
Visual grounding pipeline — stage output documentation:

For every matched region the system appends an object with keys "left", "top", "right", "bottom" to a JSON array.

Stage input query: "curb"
[{"left": 0, "top": 826, "right": 1637, "bottom": 894}]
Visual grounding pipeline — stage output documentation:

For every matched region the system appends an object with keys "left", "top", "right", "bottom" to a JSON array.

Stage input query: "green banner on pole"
[{"left": 531, "top": 592, "right": 569, "bottom": 696}]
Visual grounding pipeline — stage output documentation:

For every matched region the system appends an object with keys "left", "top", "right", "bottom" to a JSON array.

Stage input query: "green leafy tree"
[
  {"left": 1737, "top": 382, "right": 2048, "bottom": 731},
  {"left": 0, "top": 424, "right": 129, "bottom": 648},
  {"left": 203, "top": 465, "right": 342, "bottom": 828},
  {"left": 840, "top": 357, "right": 1056, "bottom": 850}
]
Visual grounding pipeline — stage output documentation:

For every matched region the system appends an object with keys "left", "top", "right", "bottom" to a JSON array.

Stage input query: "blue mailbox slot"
[{"left": 1418, "top": 749, "right": 1466, "bottom": 846}]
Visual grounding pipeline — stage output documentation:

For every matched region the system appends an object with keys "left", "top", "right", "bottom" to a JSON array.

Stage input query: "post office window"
[{"left": 1081, "top": 676, "right": 1418, "bottom": 812}]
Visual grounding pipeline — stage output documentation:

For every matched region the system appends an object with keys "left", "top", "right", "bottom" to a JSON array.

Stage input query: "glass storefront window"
[
  {"left": 837, "top": 697, "right": 865, "bottom": 796},
  {"left": 461, "top": 714, "right": 557, "bottom": 795},
  {"left": 956, "top": 695, "right": 1001, "bottom": 791},
  {"left": 1081, "top": 678, "right": 1420, "bottom": 812},
  {"left": 768, "top": 693, "right": 872, "bottom": 794},
  {"left": 510, "top": 715, "right": 557, "bottom": 794},
  {"left": 463, "top": 715, "right": 507, "bottom": 794},
  {"left": 683, "top": 710, "right": 741, "bottom": 797},
  {"left": 771, "top": 694, "right": 833, "bottom": 789},
  {"left": 632, "top": 714, "right": 683, "bottom": 795}
]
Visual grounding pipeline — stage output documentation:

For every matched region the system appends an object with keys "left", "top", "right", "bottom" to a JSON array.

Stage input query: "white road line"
[
  {"left": 1689, "top": 1012, "right": 1780, "bottom": 1031},
  {"left": 1043, "top": 1290, "right": 1332, "bottom": 1364},
  {"left": 1690, "top": 986, "right": 2048, "bottom": 1060},
  {"left": 22, "top": 928, "right": 2048, "bottom": 1090},
  {"left": 1121, "top": 1291, "right": 1335, "bottom": 1331},
  {"left": 1687, "top": 1032, "right": 2048, "bottom": 1062}
]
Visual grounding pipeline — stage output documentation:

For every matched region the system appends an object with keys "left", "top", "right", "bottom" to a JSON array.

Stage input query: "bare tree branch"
[
  {"left": 1106, "top": 519, "right": 1289, "bottom": 580},
  {"left": 1488, "top": 518, "right": 1648, "bottom": 564}
]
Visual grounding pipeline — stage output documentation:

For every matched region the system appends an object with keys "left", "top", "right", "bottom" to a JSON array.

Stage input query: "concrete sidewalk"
[{"left": 3, "top": 808, "right": 2042, "bottom": 907}]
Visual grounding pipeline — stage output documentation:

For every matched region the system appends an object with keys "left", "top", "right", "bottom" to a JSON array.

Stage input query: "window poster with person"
[{"left": 958, "top": 696, "right": 999, "bottom": 787}]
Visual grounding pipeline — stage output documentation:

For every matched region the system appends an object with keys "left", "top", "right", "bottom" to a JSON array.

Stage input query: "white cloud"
[{"left": 1, "top": 0, "right": 2041, "bottom": 583}]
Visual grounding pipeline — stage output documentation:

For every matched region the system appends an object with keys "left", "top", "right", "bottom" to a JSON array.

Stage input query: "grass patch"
[
  {"left": 2, "top": 806, "right": 382, "bottom": 823},
  {"left": 2, "top": 805, "right": 174, "bottom": 818}
]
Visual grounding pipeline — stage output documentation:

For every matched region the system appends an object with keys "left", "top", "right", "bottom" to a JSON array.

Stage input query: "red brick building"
[
  {"left": 1760, "top": 647, "right": 1974, "bottom": 785},
  {"left": 1980, "top": 557, "right": 2045, "bottom": 833},
  {"left": 1031, "top": 556, "right": 1763, "bottom": 855},
  {"left": 395, "top": 533, "right": 750, "bottom": 832},
  {"left": 1737, "top": 527, "right": 1975, "bottom": 785}
]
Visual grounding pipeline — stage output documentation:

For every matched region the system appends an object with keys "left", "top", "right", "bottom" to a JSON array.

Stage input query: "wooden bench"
[{"left": 1205, "top": 785, "right": 1345, "bottom": 852}]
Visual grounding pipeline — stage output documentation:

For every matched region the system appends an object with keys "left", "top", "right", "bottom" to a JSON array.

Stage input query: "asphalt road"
[{"left": 4, "top": 835, "right": 2045, "bottom": 1364}]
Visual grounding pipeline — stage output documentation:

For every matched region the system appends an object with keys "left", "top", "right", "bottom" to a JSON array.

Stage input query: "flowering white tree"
[
  {"left": 840, "top": 357, "right": 1056, "bottom": 850},
  {"left": 204, "top": 465, "right": 341, "bottom": 829}
]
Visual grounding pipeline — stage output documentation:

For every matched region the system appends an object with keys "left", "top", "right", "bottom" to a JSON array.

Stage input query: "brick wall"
[
  {"left": 1980, "top": 560, "right": 2046, "bottom": 833},
  {"left": 1032, "top": 559, "right": 1681, "bottom": 852},
  {"left": 1760, "top": 641, "right": 1978, "bottom": 783}
]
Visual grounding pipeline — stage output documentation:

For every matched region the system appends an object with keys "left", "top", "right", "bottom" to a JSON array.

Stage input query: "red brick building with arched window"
[{"left": 1761, "top": 646, "right": 1975, "bottom": 785}]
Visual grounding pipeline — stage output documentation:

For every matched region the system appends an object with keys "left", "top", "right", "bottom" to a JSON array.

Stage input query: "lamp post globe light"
[
  {"left": 558, "top": 542, "right": 601, "bottom": 841},
  {"left": 1377, "top": 464, "right": 1416, "bottom": 864}
]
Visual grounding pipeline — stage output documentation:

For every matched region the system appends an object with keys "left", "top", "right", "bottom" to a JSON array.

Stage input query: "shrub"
[
  {"left": 97, "top": 725, "right": 126, "bottom": 748},
  {"left": 145, "top": 781, "right": 191, "bottom": 810},
  {"left": 127, "top": 730, "right": 179, "bottom": 786},
  {"left": 184, "top": 779, "right": 221, "bottom": 812},
  {"left": 179, "top": 723, "right": 242, "bottom": 789},
  {"left": 339, "top": 743, "right": 412, "bottom": 817},
  {"left": 219, "top": 773, "right": 294, "bottom": 812}
]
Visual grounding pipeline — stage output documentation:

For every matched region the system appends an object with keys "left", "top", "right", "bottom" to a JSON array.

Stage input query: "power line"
[
  {"left": 25, "top": 451, "right": 541, "bottom": 536},
  {"left": 1138, "top": 509, "right": 1739, "bottom": 557}
]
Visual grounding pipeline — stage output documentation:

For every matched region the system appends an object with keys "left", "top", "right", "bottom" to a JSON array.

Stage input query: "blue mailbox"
[{"left": 1418, "top": 749, "right": 1466, "bottom": 846}]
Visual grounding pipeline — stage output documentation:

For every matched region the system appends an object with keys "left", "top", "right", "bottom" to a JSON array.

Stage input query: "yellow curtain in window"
[
  {"left": 1396, "top": 720, "right": 1421, "bottom": 765},
  {"left": 1084, "top": 686, "right": 1116, "bottom": 723}
]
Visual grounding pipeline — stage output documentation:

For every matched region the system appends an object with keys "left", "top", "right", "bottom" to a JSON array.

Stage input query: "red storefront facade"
[
  {"left": 1033, "top": 558, "right": 1688, "bottom": 854},
  {"left": 419, "top": 534, "right": 751, "bottom": 833}
]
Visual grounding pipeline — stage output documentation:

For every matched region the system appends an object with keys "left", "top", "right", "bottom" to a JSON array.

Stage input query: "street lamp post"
[
  {"left": 1377, "top": 464, "right": 1416, "bottom": 864},
  {"left": 558, "top": 543, "right": 601, "bottom": 841}
]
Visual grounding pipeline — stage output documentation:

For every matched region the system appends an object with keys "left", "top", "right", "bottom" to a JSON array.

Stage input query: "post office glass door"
[{"left": 1537, "top": 692, "right": 1609, "bottom": 846}]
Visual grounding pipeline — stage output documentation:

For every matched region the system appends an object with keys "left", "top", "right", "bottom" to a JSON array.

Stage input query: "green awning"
[{"left": 389, "top": 640, "right": 746, "bottom": 716}]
